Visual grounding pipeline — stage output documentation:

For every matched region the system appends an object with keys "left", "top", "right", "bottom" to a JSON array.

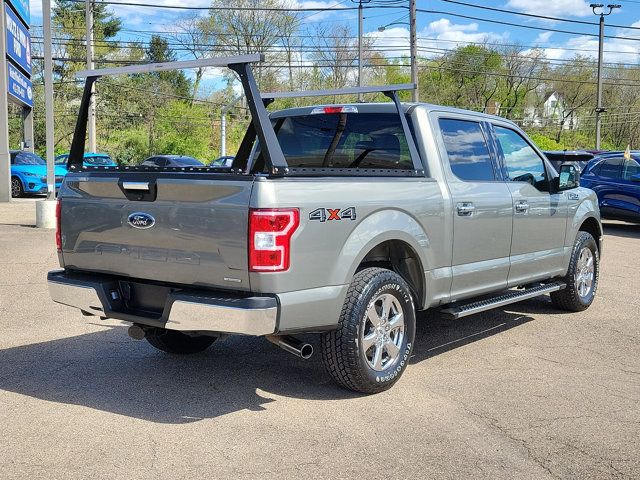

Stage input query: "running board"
[{"left": 439, "top": 282, "right": 566, "bottom": 319}]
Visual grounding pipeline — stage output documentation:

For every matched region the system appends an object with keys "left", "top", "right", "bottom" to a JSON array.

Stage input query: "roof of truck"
[{"left": 270, "top": 102, "right": 518, "bottom": 127}]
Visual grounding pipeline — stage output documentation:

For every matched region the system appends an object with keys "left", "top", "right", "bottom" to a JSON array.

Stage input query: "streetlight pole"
[
  {"left": 591, "top": 3, "right": 620, "bottom": 150},
  {"left": 86, "top": 0, "right": 96, "bottom": 152},
  {"left": 410, "top": 0, "right": 417, "bottom": 102}
]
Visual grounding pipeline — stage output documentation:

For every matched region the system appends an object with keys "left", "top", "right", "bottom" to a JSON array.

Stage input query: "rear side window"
[
  {"left": 622, "top": 159, "right": 640, "bottom": 180},
  {"left": 439, "top": 118, "right": 495, "bottom": 181},
  {"left": 598, "top": 158, "right": 623, "bottom": 179},
  {"left": 270, "top": 113, "right": 413, "bottom": 169}
]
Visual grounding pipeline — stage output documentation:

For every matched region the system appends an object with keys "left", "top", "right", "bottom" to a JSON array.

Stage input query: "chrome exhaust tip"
[
  {"left": 127, "top": 324, "right": 146, "bottom": 340},
  {"left": 266, "top": 335, "right": 313, "bottom": 359}
]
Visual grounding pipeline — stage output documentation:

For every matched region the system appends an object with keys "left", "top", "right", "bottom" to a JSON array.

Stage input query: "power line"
[
  {"left": 437, "top": 0, "right": 640, "bottom": 31},
  {"left": 63, "top": 0, "right": 394, "bottom": 12},
  {"left": 417, "top": 8, "right": 640, "bottom": 42}
]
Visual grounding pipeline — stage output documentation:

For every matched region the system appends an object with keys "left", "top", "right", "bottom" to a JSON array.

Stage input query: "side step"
[{"left": 439, "top": 282, "right": 566, "bottom": 319}]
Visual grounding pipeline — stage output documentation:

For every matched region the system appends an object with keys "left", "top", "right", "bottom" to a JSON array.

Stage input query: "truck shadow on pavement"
[
  {"left": 602, "top": 221, "right": 640, "bottom": 239},
  {"left": 0, "top": 299, "right": 551, "bottom": 423}
]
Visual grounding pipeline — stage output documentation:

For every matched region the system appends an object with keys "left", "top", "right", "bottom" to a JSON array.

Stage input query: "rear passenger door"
[
  {"left": 437, "top": 117, "right": 513, "bottom": 300},
  {"left": 492, "top": 125, "right": 568, "bottom": 285}
]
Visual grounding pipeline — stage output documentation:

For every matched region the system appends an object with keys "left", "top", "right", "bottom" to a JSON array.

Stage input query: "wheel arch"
[
  {"left": 335, "top": 209, "right": 431, "bottom": 310},
  {"left": 578, "top": 216, "right": 603, "bottom": 253}
]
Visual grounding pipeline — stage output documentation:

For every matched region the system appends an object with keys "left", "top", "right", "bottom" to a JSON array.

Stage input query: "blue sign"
[
  {"left": 5, "top": 4, "right": 31, "bottom": 75},
  {"left": 7, "top": 62, "right": 33, "bottom": 107},
  {"left": 6, "top": 0, "right": 30, "bottom": 26}
]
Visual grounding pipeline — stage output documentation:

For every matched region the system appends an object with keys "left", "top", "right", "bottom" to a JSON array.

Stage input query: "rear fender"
[{"left": 331, "top": 209, "right": 432, "bottom": 306}]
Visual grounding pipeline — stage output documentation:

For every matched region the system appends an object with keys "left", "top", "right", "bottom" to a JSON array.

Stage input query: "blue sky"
[{"left": 28, "top": 0, "right": 640, "bottom": 83}]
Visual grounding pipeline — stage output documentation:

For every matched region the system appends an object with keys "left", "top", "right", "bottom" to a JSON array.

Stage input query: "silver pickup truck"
[{"left": 48, "top": 56, "right": 602, "bottom": 393}]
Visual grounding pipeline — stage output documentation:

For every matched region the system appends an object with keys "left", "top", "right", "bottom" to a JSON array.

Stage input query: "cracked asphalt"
[{"left": 0, "top": 199, "right": 638, "bottom": 479}]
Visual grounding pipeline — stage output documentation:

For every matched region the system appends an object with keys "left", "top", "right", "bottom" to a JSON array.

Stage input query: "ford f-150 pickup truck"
[{"left": 48, "top": 56, "right": 602, "bottom": 393}]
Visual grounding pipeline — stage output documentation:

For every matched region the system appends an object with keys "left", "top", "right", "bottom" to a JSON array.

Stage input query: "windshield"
[
  {"left": 172, "top": 157, "right": 203, "bottom": 166},
  {"left": 13, "top": 152, "right": 45, "bottom": 165}
]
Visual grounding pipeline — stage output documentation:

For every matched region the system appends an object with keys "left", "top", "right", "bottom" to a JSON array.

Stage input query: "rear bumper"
[{"left": 47, "top": 270, "right": 278, "bottom": 336}]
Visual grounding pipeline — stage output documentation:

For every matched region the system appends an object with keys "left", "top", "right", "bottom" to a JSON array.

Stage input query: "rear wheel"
[
  {"left": 145, "top": 327, "right": 217, "bottom": 354},
  {"left": 321, "top": 267, "right": 416, "bottom": 394},
  {"left": 11, "top": 177, "right": 23, "bottom": 198},
  {"left": 550, "top": 231, "right": 599, "bottom": 312}
]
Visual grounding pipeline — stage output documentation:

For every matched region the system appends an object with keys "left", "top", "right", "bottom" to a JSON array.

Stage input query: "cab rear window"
[{"left": 267, "top": 113, "right": 414, "bottom": 170}]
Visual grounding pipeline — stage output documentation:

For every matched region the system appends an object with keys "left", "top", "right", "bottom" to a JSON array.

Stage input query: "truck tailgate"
[{"left": 59, "top": 173, "right": 253, "bottom": 291}]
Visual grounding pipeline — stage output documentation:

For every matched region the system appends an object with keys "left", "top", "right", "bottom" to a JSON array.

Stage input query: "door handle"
[
  {"left": 456, "top": 202, "right": 475, "bottom": 216},
  {"left": 122, "top": 181, "right": 150, "bottom": 191},
  {"left": 515, "top": 201, "right": 529, "bottom": 213}
]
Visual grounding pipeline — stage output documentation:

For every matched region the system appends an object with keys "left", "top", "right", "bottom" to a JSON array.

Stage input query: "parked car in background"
[
  {"left": 580, "top": 154, "right": 640, "bottom": 222},
  {"left": 10, "top": 151, "right": 67, "bottom": 198},
  {"left": 141, "top": 155, "right": 204, "bottom": 167},
  {"left": 56, "top": 152, "right": 117, "bottom": 167},
  {"left": 211, "top": 155, "right": 234, "bottom": 168},
  {"left": 543, "top": 150, "right": 594, "bottom": 174}
]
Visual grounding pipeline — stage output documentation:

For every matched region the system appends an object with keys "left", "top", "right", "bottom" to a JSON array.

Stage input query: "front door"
[
  {"left": 492, "top": 125, "right": 568, "bottom": 285},
  {"left": 437, "top": 117, "right": 513, "bottom": 301}
]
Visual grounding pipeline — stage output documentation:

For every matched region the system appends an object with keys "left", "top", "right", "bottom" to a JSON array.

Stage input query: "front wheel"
[
  {"left": 550, "top": 231, "right": 599, "bottom": 312},
  {"left": 11, "top": 177, "right": 23, "bottom": 198},
  {"left": 321, "top": 267, "right": 416, "bottom": 394},
  {"left": 145, "top": 327, "right": 217, "bottom": 354}
]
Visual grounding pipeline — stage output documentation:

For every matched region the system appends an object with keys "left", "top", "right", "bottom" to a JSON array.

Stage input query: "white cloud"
[
  {"left": 506, "top": 0, "right": 593, "bottom": 18},
  {"left": 534, "top": 32, "right": 553, "bottom": 44}
]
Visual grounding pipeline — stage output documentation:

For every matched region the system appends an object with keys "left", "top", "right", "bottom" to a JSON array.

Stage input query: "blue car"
[
  {"left": 10, "top": 151, "right": 67, "bottom": 198},
  {"left": 580, "top": 154, "right": 640, "bottom": 222},
  {"left": 55, "top": 152, "right": 117, "bottom": 167}
]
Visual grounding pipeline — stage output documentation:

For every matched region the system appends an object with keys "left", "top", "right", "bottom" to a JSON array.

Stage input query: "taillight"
[
  {"left": 55, "top": 199, "right": 62, "bottom": 251},
  {"left": 249, "top": 208, "right": 299, "bottom": 272}
]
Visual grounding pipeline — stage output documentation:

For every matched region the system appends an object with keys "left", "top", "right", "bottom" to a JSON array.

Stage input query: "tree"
[
  {"left": 52, "top": 0, "right": 121, "bottom": 79},
  {"left": 551, "top": 56, "right": 596, "bottom": 143},
  {"left": 145, "top": 35, "right": 191, "bottom": 98},
  {"left": 170, "top": 15, "right": 214, "bottom": 104},
  {"left": 497, "top": 46, "right": 547, "bottom": 120},
  {"left": 441, "top": 44, "right": 503, "bottom": 112},
  {"left": 199, "top": 0, "right": 300, "bottom": 90}
]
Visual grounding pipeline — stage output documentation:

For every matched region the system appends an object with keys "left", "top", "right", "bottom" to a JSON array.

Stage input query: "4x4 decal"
[{"left": 309, "top": 207, "right": 357, "bottom": 222}]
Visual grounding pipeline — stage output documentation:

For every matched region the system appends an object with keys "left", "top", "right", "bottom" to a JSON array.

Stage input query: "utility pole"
[
  {"left": 357, "top": 0, "right": 363, "bottom": 102},
  {"left": 410, "top": 0, "right": 417, "bottom": 102},
  {"left": 591, "top": 3, "right": 620, "bottom": 150},
  {"left": 353, "top": 0, "right": 370, "bottom": 102},
  {"left": 86, "top": 0, "right": 96, "bottom": 152}
]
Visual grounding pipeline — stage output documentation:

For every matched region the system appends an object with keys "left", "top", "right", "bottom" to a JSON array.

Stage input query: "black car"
[
  {"left": 543, "top": 150, "right": 595, "bottom": 174},
  {"left": 141, "top": 155, "right": 204, "bottom": 167}
]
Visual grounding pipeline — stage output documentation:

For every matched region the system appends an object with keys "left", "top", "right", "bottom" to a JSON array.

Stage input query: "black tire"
[
  {"left": 11, "top": 177, "right": 23, "bottom": 198},
  {"left": 550, "top": 231, "right": 599, "bottom": 312},
  {"left": 321, "top": 267, "right": 416, "bottom": 394},
  {"left": 145, "top": 328, "right": 217, "bottom": 354}
]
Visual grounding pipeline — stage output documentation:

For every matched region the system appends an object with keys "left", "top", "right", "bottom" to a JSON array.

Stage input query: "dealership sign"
[
  {"left": 7, "top": 62, "right": 32, "bottom": 107},
  {"left": 5, "top": 4, "right": 31, "bottom": 75},
  {"left": 6, "top": 0, "right": 29, "bottom": 26}
]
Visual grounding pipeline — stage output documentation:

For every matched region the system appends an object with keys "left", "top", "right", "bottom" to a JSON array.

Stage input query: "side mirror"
[
  {"left": 557, "top": 163, "right": 580, "bottom": 191},
  {"left": 631, "top": 174, "right": 640, "bottom": 183}
]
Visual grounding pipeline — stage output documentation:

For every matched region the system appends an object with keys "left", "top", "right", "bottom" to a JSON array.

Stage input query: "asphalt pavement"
[{"left": 0, "top": 198, "right": 638, "bottom": 479}]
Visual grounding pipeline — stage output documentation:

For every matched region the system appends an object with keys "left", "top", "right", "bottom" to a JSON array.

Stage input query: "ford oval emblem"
[{"left": 127, "top": 212, "right": 155, "bottom": 229}]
